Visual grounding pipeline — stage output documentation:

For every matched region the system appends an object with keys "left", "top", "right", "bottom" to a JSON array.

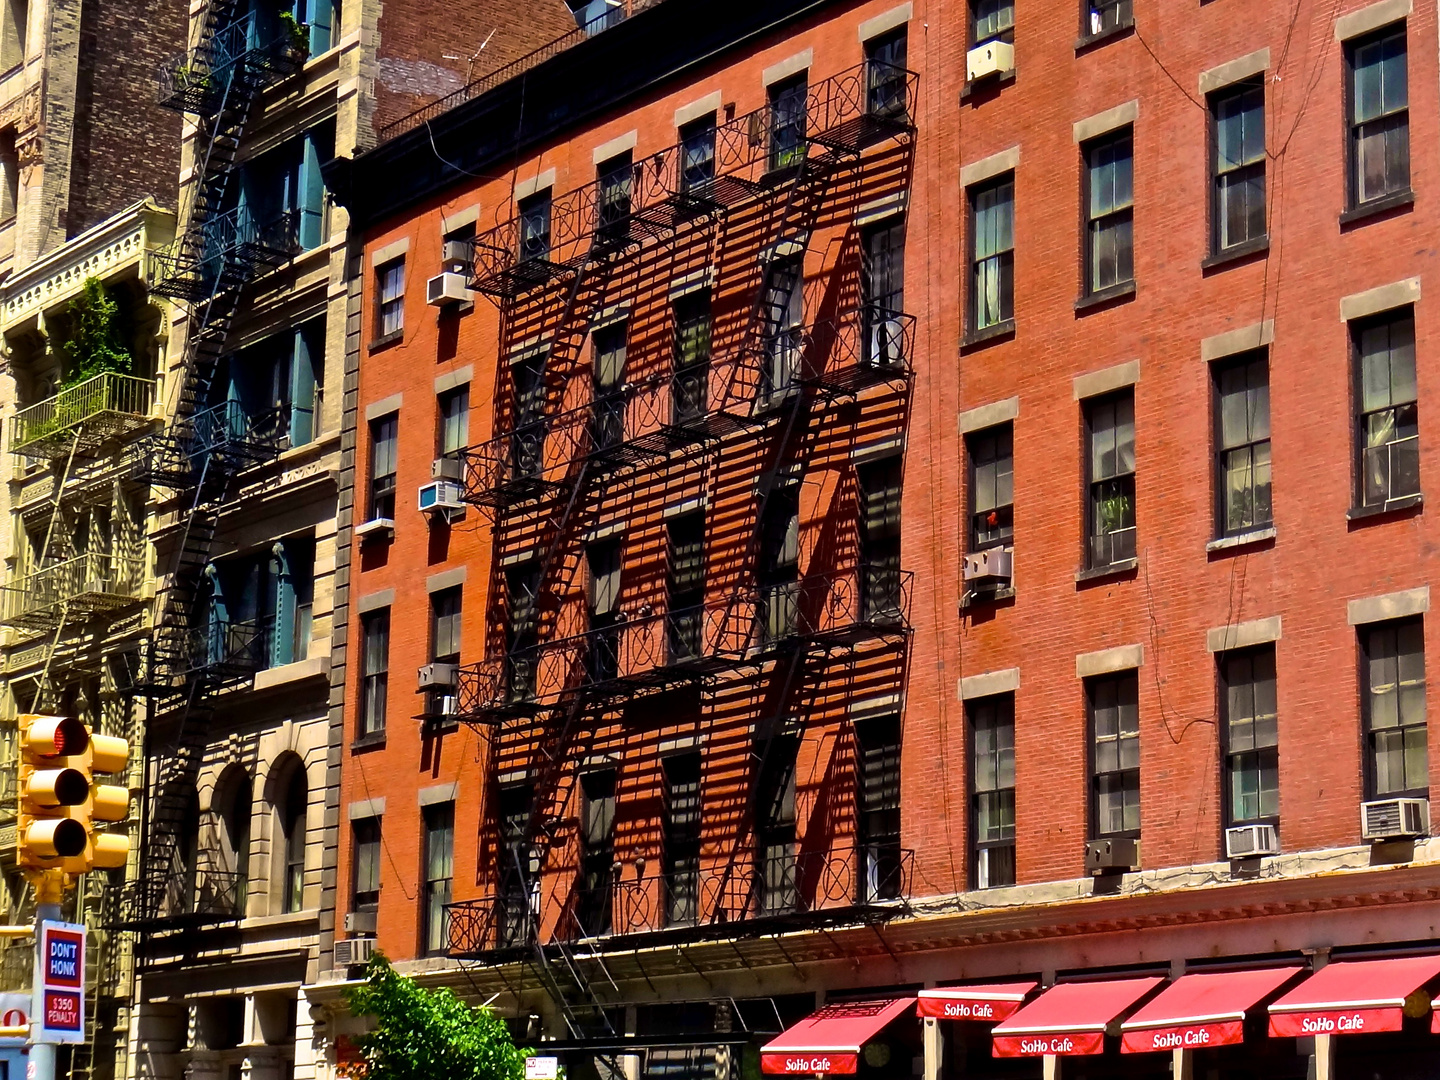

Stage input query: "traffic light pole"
[{"left": 29, "top": 884, "right": 62, "bottom": 1080}]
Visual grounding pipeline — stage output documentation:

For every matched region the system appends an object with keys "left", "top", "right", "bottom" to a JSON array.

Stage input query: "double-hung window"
[
  {"left": 597, "top": 152, "right": 633, "bottom": 242},
  {"left": 367, "top": 415, "right": 397, "bottom": 521},
  {"left": 1211, "top": 80, "right": 1266, "bottom": 253},
  {"left": 437, "top": 386, "right": 469, "bottom": 460},
  {"left": 754, "top": 736, "right": 800, "bottom": 915},
  {"left": 769, "top": 75, "right": 808, "bottom": 172},
  {"left": 359, "top": 608, "right": 389, "bottom": 737},
  {"left": 518, "top": 190, "right": 552, "bottom": 262},
  {"left": 761, "top": 260, "right": 803, "bottom": 404},
  {"left": 856, "top": 715, "right": 903, "bottom": 901},
  {"left": 1083, "top": 130, "right": 1134, "bottom": 296},
  {"left": 858, "top": 457, "right": 903, "bottom": 622},
  {"left": 969, "top": 694, "right": 1016, "bottom": 888},
  {"left": 673, "top": 293, "right": 712, "bottom": 425},
  {"left": 1089, "top": 671, "right": 1140, "bottom": 838},
  {"left": 1348, "top": 26, "right": 1409, "bottom": 208},
  {"left": 1214, "top": 352, "right": 1272, "bottom": 536},
  {"left": 1085, "top": 0, "right": 1131, "bottom": 37},
  {"left": 1354, "top": 309, "right": 1419, "bottom": 510},
  {"left": 972, "top": 0, "right": 1014, "bottom": 46},
  {"left": 865, "top": 28, "right": 907, "bottom": 119},
  {"left": 1221, "top": 647, "right": 1279, "bottom": 828},
  {"left": 351, "top": 818, "right": 381, "bottom": 910},
  {"left": 666, "top": 512, "right": 705, "bottom": 661},
  {"left": 591, "top": 321, "right": 627, "bottom": 452},
  {"left": 421, "top": 802, "right": 454, "bottom": 956},
  {"left": 1363, "top": 618, "right": 1427, "bottom": 800},
  {"left": 431, "top": 587, "right": 461, "bottom": 667},
  {"left": 376, "top": 258, "right": 404, "bottom": 339},
  {"left": 969, "top": 174, "right": 1014, "bottom": 332},
  {"left": 968, "top": 423, "right": 1014, "bottom": 550},
  {"left": 662, "top": 752, "right": 702, "bottom": 926},
  {"left": 1085, "top": 391, "right": 1136, "bottom": 568},
  {"left": 680, "top": 115, "right": 717, "bottom": 192},
  {"left": 862, "top": 219, "right": 906, "bottom": 366},
  {"left": 577, "top": 770, "right": 617, "bottom": 936},
  {"left": 759, "top": 484, "right": 801, "bottom": 644}
]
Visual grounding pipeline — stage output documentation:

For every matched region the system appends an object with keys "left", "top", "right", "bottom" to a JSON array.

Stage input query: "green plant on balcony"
[
  {"left": 171, "top": 62, "right": 211, "bottom": 94},
  {"left": 278, "top": 12, "right": 310, "bottom": 60},
  {"left": 62, "top": 276, "right": 132, "bottom": 388}
]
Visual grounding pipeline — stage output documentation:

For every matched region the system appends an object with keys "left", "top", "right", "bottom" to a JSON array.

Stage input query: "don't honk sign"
[{"left": 36, "top": 921, "right": 85, "bottom": 1045}]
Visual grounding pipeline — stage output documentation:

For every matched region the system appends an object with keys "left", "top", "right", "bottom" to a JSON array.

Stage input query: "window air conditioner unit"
[
  {"left": 418, "top": 662, "right": 458, "bottom": 690},
  {"left": 963, "top": 548, "right": 1013, "bottom": 583},
  {"left": 418, "top": 480, "right": 465, "bottom": 514},
  {"left": 1085, "top": 837, "right": 1139, "bottom": 875},
  {"left": 425, "top": 691, "right": 460, "bottom": 720},
  {"left": 966, "top": 40, "right": 1014, "bottom": 82},
  {"left": 432, "top": 456, "right": 465, "bottom": 482},
  {"left": 1224, "top": 823, "right": 1280, "bottom": 859},
  {"left": 1361, "top": 797, "right": 1430, "bottom": 841},
  {"left": 441, "top": 239, "right": 472, "bottom": 267},
  {"left": 427, "top": 271, "right": 472, "bottom": 307},
  {"left": 344, "top": 910, "right": 377, "bottom": 934},
  {"left": 354, "top": 517, "right": 395, "bottom": 542},
  {"left": 334, "top": 937, "right": 377, "bottom": 967}
]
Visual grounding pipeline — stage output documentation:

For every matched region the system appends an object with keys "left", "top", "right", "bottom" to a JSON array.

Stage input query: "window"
[
  {"left": 1354, "top": 310, "right": 1419, "bottom": 509},
  {"left": 597, "top": 152, "right": 633, "bottom": 241},
  {"left": 1214, "top": 352, "right": 1271, "bottom": 536},
  {"left": 505, "top": 562, "right": 541, "bottom": 701},
  {"left": 972, "top": 0, "right": 1013, "bottom": 44},
  {"left": 865, "top": 28, "right": 907, "bottom": 119},
  {"left": 680, "top": 115, "right": 717, "bottom": 192},
  {"left": 0, "top": 131, "right": 16, "bottom": 223},
  {"left": 1348, "top": 26, "right": 1409, "bottom": 207},
  {"left": 518, "top": 190, "right": 551, "bottom": 262},
  {"left": 296, "top": 0, "right": 340, "bottom": 55},
  {"left": 511, "top": 352, "right": 546, "bottom": 478},
  {"left": 1363, "top": 618, "right": 1427, "bottom": 799},
  {"left": 768, "top": 75, "right": 808, "bottom": 172},
  {"left": 969, "top": 694, "right": 1016, "bottom": 888},
  {"left": 1083, "top": 130, "right": 1134, "bottom": 296},
  {"left": 430, "top": 587, "right": 461, "bottom": 665},
  {"left": 376, "top": 258, "right": 404, "bottom": 339},
  {"left": 1085, "top": 391, "right": 1136, "bottom": 568},
  {"left": 219, "top": 772, "right": 252, "bottom": 916},
  {"left": 421, "top": 802, "right": 454, "bottom": 955},
  {"left": 969, "top": 174, "right": 1014, "bottom": 332},
  {"left": 1085, "top": 0, "right": 1131, "bottom": 37},
  {"left": 496, "top": 783, "right": 535, "bottom": 945},
  {"left": 577, "top": 770, "right": 617, "bottom": 936},
  {"left": 759, "top": 484, "right": 801, "bottom": 643},
  {"left": 855, "top": 715, "right": 903, "bottom": 901},
  {"left": 591, "top": 321, "right": 626, "bottom": 452},
  {"left": 863, "top": 218, "right": 907, "bottom": 365},
  {"left": 1089, "top": 671, "right": 1140, "bottom": 838},
  {"left": 237, "top": 123, "right": 334, "bottom": 252},
  {"left": 1221, "top": 647, "right": 1279, "bottom": 828},
  {"left": 225, "top": 322, "right": 321, "bottom": 451},
  {"left": 667, "top": 512, "right": 705, "bottom": 661},
  {"left": 437, "top": 386, "right": 469, "bottom": 459},
  {"left": 673, "top": 292, "right": 712, "bottom": 425},
  {"left": 1, "top": 0, "right": 25, "bottom": 71},
  {"left": 1211, "top": 80, "right": 1266, "bottom": 253},
  {"left": 754, "top": 736, "right": 800, "bottom": 915},
  {"left": 281, "top": 767, "right": 307, "bottom": 914},
  {"left": 968, "top": 424, "right": 1014, "bottom": 550},
  {"left": 760, "top": 260, "right": 803, "bottom": 403},
  {"left": 662, "top": 752, "right": 702, "bottom": 926},
  {"left": 352, "top": 818, "right": 381, "bottom": 909},
  {"left": 367, "top": 415, "right": 398, "bottom": 521},
  {"left": 585, "top": 539, "right": 622, "bottom": 682},
  {"left": 858, "top": 457, "right": 903, "bottom": 622},
  {"left": 359, "top": 608, "right": 389, "bottom": 736}
]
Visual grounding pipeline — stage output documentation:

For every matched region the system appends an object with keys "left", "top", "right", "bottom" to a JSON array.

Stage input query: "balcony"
[
  {"left": 155, "top": 12, "right": 305, "bottom": 117},
  {"left": 187, "top": 616, "right": 272, "bottom": 682},
  {"left": 446, "top": 844, "right": 914, "bottom": 958},
  {"left": 9, "top": 373, "right": 155, "bottom": 461},
  {"left": 466, "top": 62, "right": 918, "bottom": 297},
  {"left": 115, "top": 866, "right": 246, "bottom": 934},
  {"left": 149, "top": 207, "right": 300, "bottom": 303},
  {"left": 0, "top": 551, "right": 147, "bottom": 632},
  {"left": 132, "top": 400, "right": 286, "bottom": 492}
]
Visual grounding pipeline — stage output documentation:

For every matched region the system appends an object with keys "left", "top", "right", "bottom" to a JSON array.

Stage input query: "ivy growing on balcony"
[
  {"left": 61, "top": 276, "right": 132, "bottom": 388},
  {"left": 342, "top": 953, "right": 532, "bottom": 1080}
]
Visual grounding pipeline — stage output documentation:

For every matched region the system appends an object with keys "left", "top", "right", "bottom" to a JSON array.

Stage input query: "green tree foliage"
[
  {"left": 343, "top": 954, "right": 531, "bottom": 1080},
  {"left": 62, "top": 277, "right": 132, "bottom": 386}
]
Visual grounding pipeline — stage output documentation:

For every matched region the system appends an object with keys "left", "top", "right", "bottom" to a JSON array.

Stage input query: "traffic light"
[{"left": 17, "top": 715, "right": 130, "bottom": 874}]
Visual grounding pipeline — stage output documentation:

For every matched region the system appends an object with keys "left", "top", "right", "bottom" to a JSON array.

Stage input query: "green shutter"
[{"left": 289, "top": 323, "right": 318, "bottom": 446}]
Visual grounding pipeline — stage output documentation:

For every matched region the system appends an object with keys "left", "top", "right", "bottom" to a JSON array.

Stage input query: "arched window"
[
  {"left": 281, "top": 766, "right": 307, "bottom": 913},
  {"left": 217, "top": 769, "right": 252, "bottom": 917}
]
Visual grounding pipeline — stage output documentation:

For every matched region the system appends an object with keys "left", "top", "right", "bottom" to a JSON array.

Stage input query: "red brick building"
[{"left": 316, "top": 0, "right": 1440, "bottom": 1077}]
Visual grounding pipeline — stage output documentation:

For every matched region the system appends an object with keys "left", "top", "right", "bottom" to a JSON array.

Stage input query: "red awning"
[
  {"left": 917, "top": 983, "right": 1037, "bottom": 1022},
  {"left": 1119, "top": 967, "right": 1301, "bottom": 1053},
  {"left": 991, "top": 977, "right": 1163, "bottom": 1057},
  {"left": 1269, "top": 955, "right": 1440, "bottom": 1037},
  {"left": 760, "top": 998, "right": 917, "bottom": 1075}
]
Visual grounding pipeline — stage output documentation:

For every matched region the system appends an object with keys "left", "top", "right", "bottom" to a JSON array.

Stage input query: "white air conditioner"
[
  {"left": 967, "top": 40, "right": 1014, "bottom": 82},
  {"left": 418, "top": 662, "right": 458, "bottom": 690},
  {"left": 963, "top": 548, "right": 1013, "bottom": 583},
  {"left": 1225, "top": 823, "right": 1280, "bottom": 859},
  {"left": 334, "top": 937, "right": 376, "bottom": 967},
  {"left": 1085, "top": 837, "right": 1139, "bottom": 875},
  {"left": 441, "top": 238, "right": 472, "bottom": 266},
  {"left": 418, "top": 480, "right": 465, "bottom": 514},
  {"left": 355, "top": 517, "right": 395, "bottom": 543},
  {"left": 1361, "top": 797, "right": 1430, "bottom": 841},
  {"left": 428, "top": 691, "right": 459, "bottom": 719},
  {"left": 344, "top": 910, "right": 377, "bottom": 934},
  {"left": 432, "top": 456, "right": 465, "bottom": 481},
  {"left": 427, "top": 271, "right": 472, "bottom": 307}
]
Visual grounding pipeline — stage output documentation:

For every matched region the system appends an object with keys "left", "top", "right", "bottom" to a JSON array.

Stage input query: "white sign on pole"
[
  {"left": 0, "top": 991, "right": 28, "bottom": 1045},
  {"left": 526, "top": 1056, "right": 559, "bottom": 1080},
  {"left": 36, "top": 921, "right": 84, "bottom": 1045}
]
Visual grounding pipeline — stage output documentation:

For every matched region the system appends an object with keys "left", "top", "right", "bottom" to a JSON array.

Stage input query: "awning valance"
[
  {"left": 760, "top": 998, "right": 916, "bottom": 1075},
  {"left": 916, "top": 983, "right": 1037, "bottom": 1022}
]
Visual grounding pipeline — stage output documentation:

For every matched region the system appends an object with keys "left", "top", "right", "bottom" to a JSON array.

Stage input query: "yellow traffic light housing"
[{"left": 17, "top": 715, "right": 132, "bottom": 875}]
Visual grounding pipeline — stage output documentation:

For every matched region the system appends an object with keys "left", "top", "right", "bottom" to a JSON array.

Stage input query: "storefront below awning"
[
  {"left": 1119, "top": 967, "right": 1302, "bottom": 1053},
  {"left": 916, "top": 983, "right": 1037, "bottom": 1023},
  {"left": 990, "top": 977, "right": 1163, "bottom": 1057},
  {"left": 1268, "top": 955, "right": 1440, "bottom": 1037},
  {"left": 760, "top": 997, "right": 917, "bottom": 1075}
]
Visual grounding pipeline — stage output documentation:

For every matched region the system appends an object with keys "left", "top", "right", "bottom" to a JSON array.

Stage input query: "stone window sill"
[
  {"left": 1206, "top": 525, "right": 1276, "bottom": 553},
  {"left": 1201, "top": 235, "right": 1269, "bottom": 272},
  {"left": 1340, "top": 188, "right": 1414, "bottom": 228},
  {"left": 1075, "top": 18, "right": 1134, "bottom": 53},
  {"left": 1075, "top": 279, "right": 1135, "bottom": 314},
  {"left": 368, "top": 329, "right": 404, "bottom": 353},
  {"left": 1348, "top": 492, "right": 1422, "bottom": 522},
  {"left": 1075, "top": 558, "right": 1138, "bottom": 585}
]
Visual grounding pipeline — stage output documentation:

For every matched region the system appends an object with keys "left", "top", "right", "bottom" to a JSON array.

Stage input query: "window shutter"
[
  {"left": 298, "top": 130, "right": 326, "bottom": 250},
  {"left": 306, "top": 0, "right": 332, "bottom": 54},
  {"left": 289, "top": 324, "right": 317, "bottom": 447}
]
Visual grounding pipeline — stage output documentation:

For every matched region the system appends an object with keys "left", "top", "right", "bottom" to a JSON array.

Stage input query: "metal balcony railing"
[
  {"left": 467, "top": 62, "right": 918, "bottom": 296},
  {"left": 115, "top": 866, "right": 246, "bottom": 932},
  {"left": 155, "top": 12, "right": 305, "bottom": 116},
  {"left": 9, "top": 373, "right": 155, "bottom": 460},
  {"left": 188, "top": 616, "right": 272, "bottom": 681},
  {"left": 0, "top": 551, "right": 147, "bottom": 631},
  {"left": 132, "top": 400, "right": 286, "bottom": 491},
  {"left": 454, "top": 568, "right": 911, "bottom": 724},
  {"left": 150, "top": 207, "right": 301, "bottom": 302},
  {"left": 446, "top": 845, "right": 914, "bottom": 957}
]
